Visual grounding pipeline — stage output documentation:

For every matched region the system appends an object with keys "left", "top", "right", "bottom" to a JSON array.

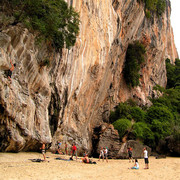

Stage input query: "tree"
[
  {"left": 132, "top": 122, "right": 154, "bottom": 145},
  {"left": 109, "top": 102, "right": 132, "bottom": 123},
  {"left": 113, "top": 119, "right": 131, "bottom": 139},
  {"left": 0, "top": 0, "right": 80, "bottom": 50},
  {"left": 130, "top": 106, "right": 146, "bottom": 122},
  {"left": 146, "top": 106, "right": 174, "bottom": 124}
]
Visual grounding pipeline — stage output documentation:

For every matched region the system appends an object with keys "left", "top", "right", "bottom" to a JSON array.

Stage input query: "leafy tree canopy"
[
  {"left": 0, "top": 0, "right": 80, "bottom": 50},
  {"left": 113, "top": 119, "right": 132, "bottom": 139},
  {"left": 146, "top": 106, "right": 174, "bottom": 124}
]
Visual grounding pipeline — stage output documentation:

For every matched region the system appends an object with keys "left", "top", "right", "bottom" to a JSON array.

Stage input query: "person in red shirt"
[{"left": 71, "top": 143, "right": 77, "bottom": 160}]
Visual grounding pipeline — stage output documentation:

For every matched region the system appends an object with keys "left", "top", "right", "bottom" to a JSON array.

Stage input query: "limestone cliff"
[{"left": 0, "top": 0, "right": 178, "bottom": 153}]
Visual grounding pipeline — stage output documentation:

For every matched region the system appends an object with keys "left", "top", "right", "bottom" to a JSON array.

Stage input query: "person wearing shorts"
[
  {"left": 99, "top": 147, "right": 104, "bottom": 161},
  {"left": 143, "top": 147, "right": 149, "bottom": 169},
  {"left": 71, "top": 143, "right": 77, "bottom": 160},
  {"left": 40, "top": 143, "right": 46, "bottom": 161},
  {"left": 127, "top": 147, "right": 133, "bottom": 162},
  {"left": 104, "top": 147, "right": 108, "bottom": 162}
]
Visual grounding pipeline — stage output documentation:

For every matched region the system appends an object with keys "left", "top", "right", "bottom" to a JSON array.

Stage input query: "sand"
[{"left": 0, "top": 152, "right": 179, "bottom": 180}]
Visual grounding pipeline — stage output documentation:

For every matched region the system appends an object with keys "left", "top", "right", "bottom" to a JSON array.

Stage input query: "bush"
[
  {"left": 113, "top": 119, "right": 131, "bottom": 139},
  {"left": 130, "top": 106, "right": 146, "bottom": 122},
  {"left": 151, "top": 119, "right": 172, "bottom": 140},
  {"left": 166, "top": 58, "right": 180, "bottom": 88},
  {"left": 132, "top": 122, "right": 147, "bottom": 140},
  {"left": 156, "top": 0, "right": 166, "bottom": 16},
  {"left": 145, "top": 0, "right": 158, "bottom": 11},
  {"left": 109, "top": 103, "right": 132, "bottom": 123},
  {"left": 146, "top": 106, "right": 174, "bottom": 124},
  {"left": 145, "top": 10, "right": 151, "bottom": 18},
  {"left": 123, "top": 41, "right": 146, "bottom": 88},
  {"left": 138, "top": 0, "right": 166, "bottom": 17},
  {"left": 132, "top": 122, "right": 154, "bottom": 144},
  {"left": 151, "top": 86, "right": 180, "bottom": 114}
]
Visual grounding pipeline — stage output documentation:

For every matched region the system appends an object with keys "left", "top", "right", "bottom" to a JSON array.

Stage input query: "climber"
[{"left": 4, "top": 59, "right": 16, "bottom": 82}]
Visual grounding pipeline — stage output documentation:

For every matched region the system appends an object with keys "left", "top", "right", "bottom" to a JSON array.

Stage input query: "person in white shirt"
[
  {"left": 104, "top": 147, "right": 108, "bottom": 162},
  {"left": 99, "top": 147, "right": 104, "bottom": 161},
  {"left": 130, "top": 159, "right": 139, "bottom": 169},
  {"left": 143, "top": 147, "right": 149, "bottom": 169}
]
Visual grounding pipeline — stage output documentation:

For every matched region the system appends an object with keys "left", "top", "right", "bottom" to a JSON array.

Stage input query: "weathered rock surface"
[
  {"left": 89, "top": 124, "right": 152, "bottom": 159},
  {"left": 0, "top": 0, "right": 179, "bottom": 154},
  {"left": 0, "top": 26, "right": 53, "bottom": 151},
  {"left": 117, "top": 140, "right": 151, "bottom": 159},
  {"left": 92, "top": 123, "right": 121, "bottom": 158},
  {"left": 156, "top": 136, "right": 180, "bottom": 156}
]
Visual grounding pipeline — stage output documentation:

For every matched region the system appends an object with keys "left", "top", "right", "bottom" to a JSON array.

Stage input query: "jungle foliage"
[
  {"left": 111, "top": 59, "right": 180, "bottom": 148},
  {"left": 0, "top": 0, "right": 80, "bottom": 50}
]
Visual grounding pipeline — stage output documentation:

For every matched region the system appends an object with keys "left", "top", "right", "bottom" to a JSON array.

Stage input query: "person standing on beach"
[
  {"left": 127, "top": 147, "right": 133, "bottom": 162},
  {"left": 71, "top": 143, "right": 77, "bottom": 160},
  {"left": 65, "top": 142, "right": 68, "bottom": 155},
  {"left": 104, "top": 147, "right": 108, "bottom": 162},
  {"left": 57, "top": 141, "right": 62, "bottom": 154},
  {"left": 40, "top": 143, "right": 46, "bottom": 161},
  {"left": 98, "top": 147, "right": 104, "bottom": 161},
  {"left": 143, "top": 147, "right": 149, "bottom": 169}
]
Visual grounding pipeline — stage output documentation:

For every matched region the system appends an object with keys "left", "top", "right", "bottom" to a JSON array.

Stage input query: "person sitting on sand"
[
  {"left": 40, "top": 143, "right": 46, "bottom": 161},
  {"left": 82, "top": 152, "right": 90, "bottom": 163},
  {"left": 129, "top": 159, "right": 139, "bottom": 169},
  {"left": 99, "top": 147, "right": 104, "bottom": 161}
]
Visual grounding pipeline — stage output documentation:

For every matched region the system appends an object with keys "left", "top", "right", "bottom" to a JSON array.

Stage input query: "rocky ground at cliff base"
[{"left": 0, "top": 152, "right": 179, "bottom": 180}]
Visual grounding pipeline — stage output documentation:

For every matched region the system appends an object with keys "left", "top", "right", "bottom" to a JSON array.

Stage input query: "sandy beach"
[{"left": 0, "top": 152, "right": 179, "bottom": 180}]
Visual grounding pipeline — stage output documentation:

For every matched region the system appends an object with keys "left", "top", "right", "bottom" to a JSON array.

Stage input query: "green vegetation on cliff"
[
  {"left": 111, "top": 58, "right": 180, "bottom": 148},
  {"left": 166, "top": 58, "right": 180, "bottom": 88},
  {"left": 0, "top": 0, "right": 80, "bottom": 50},
  {"left": 138, "top": 0, "right": 166, "bottom": 17},
  {"left": 123, "top": 41, "right": 146, "bottom": 88}
]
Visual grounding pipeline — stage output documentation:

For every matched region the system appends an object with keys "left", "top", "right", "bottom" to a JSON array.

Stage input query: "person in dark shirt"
[{"left": 4, "top": 59, "right": 16, "bottom": 82}]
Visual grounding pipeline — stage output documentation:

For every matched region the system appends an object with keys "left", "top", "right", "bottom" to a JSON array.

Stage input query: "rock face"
[
  {"left": 0, "top": 0, "right": 179, "bottom": 153},
  {"left": 117, "top": 140, "right": 151, "bottom": 159},
  {"left": 0, "top": 26, "right": 52, "bottom": 151},
  {"left": 156, "top": 136, "right": 180, "bottom": 156},
  {"left": 92, "top": 123, "right": 121, "bottom": 158}
]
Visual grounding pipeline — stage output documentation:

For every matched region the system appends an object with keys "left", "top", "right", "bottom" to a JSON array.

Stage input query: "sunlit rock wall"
[
  {"left": 0, "top": 0, "right": 178, "bottom": 152},
  {"left": 53, "top": 0, "right": 178, "bottom": 151}
]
